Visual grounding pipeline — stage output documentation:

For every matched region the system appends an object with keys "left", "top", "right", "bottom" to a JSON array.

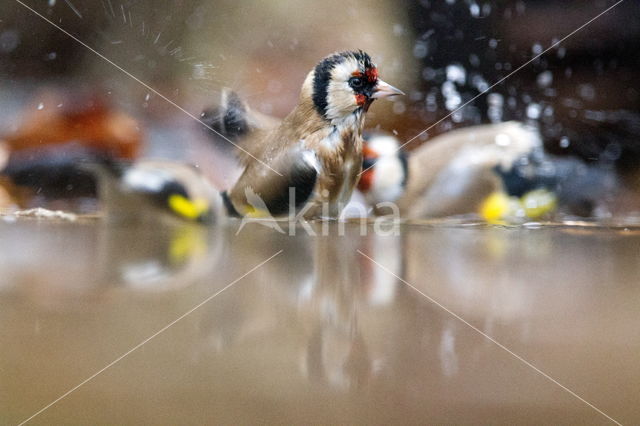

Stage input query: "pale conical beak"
[{"left": 371, "top": 80, "right": 405, "bottom": 99}]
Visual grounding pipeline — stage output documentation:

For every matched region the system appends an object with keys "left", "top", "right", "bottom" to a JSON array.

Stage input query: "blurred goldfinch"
[{"left": 89, "top": 160, "right": 224, "bottom": 224}]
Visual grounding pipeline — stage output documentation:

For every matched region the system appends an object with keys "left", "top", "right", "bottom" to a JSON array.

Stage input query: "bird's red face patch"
[
  {"left": 362, "top": 144, "right": 378, "bottom": 159},
  {"left": 358, "top": 144, "right": 378, "bottom": 192},
  {"left": 365, "top": 67, "right": 378, "bottom": 83},
  {"left": 351, "top": 67, "right": 378, "bottom": 109}
]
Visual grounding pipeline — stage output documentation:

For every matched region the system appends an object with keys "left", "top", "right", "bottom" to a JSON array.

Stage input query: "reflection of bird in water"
[
  {"left": 300, "top": 234, "right": 402, "bottom": 390},
  {"left": 358, "top": 123, "right": 619, "bottom": 222},
  {"left": 99, "top": 222, "right": 225, "bottom": 291},
  {"left": 305, "top": 320, "right": 373, "bottom": 391},
  {"left": 197, "top": 227, "right": 311, "bottom": 352},
  {"left": 194, "top": 228, "right": 389, "bottom": 390},
  {"left": 0, "top": 219, "right": 225, "bottom": 308}
]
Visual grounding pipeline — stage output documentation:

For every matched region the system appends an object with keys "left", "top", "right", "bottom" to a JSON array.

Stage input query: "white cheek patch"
[
  {"left": 123, "top": 167, "right": 171, "bottom": 193},
  {"left": 325, "top": 58, "right": 361, "bottom": 120}
]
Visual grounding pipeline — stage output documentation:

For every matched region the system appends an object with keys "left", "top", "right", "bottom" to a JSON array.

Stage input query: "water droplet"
[
  {"left": 409, "top": 90, "right": 423, "bottom": 102},
  {"left": 487, "top": 93, "right": 504, "bottom": 123},
  {"left": 413, "top": 42, "right": 428, "bottom": 59},
  {"left": 421, "top": 67, "right": 436, "bottom": 81},
  {"left": 531, "top": 43, "right": 543, "bottom": 55},
  {"left": 526, "top": 103, "right": 541, "bottom": 120},
  {"left": 536, "top": 71, "right": 553, "bottom": 88},
  {"left": 559, "top": 136, "right": 570, "bottom": 148},
  {"left": 469, "top": 3, "right": 480, "bottom": 17},
  {"left": 420, "top": 29, "right": 435, "bottom": 40},
  {"left": 469, "top": 53, "right": 480, "bottom": 67},
  {"left": 446, "top": 64, "right": 466, "bottom": 85},
  {"left": 392, "top": 101, "right": 406, "bottom": 115},
  {"left": 425, "top": 93, "right": 438, "bottom": 112},
  {"left": 471, "top": 74, "right": 488, "bottom": 91},
  {"left": 441, "top": 81, "right": 461, "bottom": 111},
  {"left": 578, "top": 84, "right": 595, "bottom": 101},
  {"left": 37, "top": 103, "right": 44, "bottom": 110},
  {"left": 543, "top": 105, "right": 554, "bottom": 118},
  {"left": 0, "top": 30, "right": 20, "bottom": 53},
  {"left": 557, "top": 46, "right": 566, "bottom": 59}
]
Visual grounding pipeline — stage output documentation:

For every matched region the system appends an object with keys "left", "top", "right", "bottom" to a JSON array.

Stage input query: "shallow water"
[{"left": 1, "top": 218, "right": 639, "bottom": 424}]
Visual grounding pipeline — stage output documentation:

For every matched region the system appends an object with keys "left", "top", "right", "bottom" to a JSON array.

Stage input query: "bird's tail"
[
  {"left": 199, "top": 88, "right": 280, "bottom": 160},
  {"left": 200, "top": 89, "right": 251, "bottom": 141}
]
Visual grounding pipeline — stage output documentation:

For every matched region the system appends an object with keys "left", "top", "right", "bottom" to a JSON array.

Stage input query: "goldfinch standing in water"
[{"left": 219, "top": 50, "right": 403, "bottom": 219}]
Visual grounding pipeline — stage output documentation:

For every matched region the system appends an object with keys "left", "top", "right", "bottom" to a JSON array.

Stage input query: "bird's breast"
[{"left": 312, "top": 127, "right": 363, "bottom": 215}]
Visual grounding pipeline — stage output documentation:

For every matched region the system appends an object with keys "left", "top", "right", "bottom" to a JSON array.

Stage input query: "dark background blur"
[{"left": 1, "top": 0, "right": 638, "bottom": 169}]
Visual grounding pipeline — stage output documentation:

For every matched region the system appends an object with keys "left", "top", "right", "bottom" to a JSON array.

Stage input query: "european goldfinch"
[
  {"left": 209, "top": 50, "right": 403, "bottom": 219},
  {"left": 89, "top": 160, "right": 224, "bottom": 224},
  {"left": 359, "top": 122, "right": 539, "bottom": 219},
  {"left": 358, "top": 123, "right": 619, "bottom": 222}
]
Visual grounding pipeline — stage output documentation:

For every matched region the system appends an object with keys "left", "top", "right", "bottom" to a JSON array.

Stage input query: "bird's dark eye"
[{"left": 349, "top": 77, "right": 364, "bottom": 89}]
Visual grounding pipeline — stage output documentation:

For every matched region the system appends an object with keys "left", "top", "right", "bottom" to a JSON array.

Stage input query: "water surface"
[{"left": 1, "top": 218, "right": 638, "bottom": 424}]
